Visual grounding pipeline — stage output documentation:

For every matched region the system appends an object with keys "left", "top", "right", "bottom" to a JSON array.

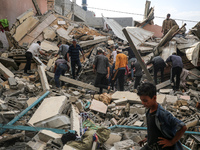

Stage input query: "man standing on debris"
[
  {"left": 162, "top": 14, "right": 178, "bottom": 36},
  {"left": 110, "top": 45, "right": 118, "bottom": 64},
  {"left": 111, "top": 49, "right": 128, "bottom": 91},
  {"left": 122, "top": 45, "right": 137, "bottom": 81},
  {"left": 151, "top": 56, "right": 166, "bottom": 84},
  {"left": 54, "top": 56, "right": 68, "bottom": 88},
  {"left": 138, "top": 82, "right": 187, "bottom": 150},
  {"left": 132, "top": 60, "right": 143, "bottom": 90},
  {"left": 166, "top": 53, "right": 183, "bottom": 91},
  {"left": 67, "top": 39, "right": 85, "bottom": 79},
  {"left": 55, "top": 42, "right": 69, "bottom": 58},
  {"left": 93, "top": 49, "right": 110, "bottom": 94},
  {"left": 24, "top": 41, "right": 46, "bottom": 74}
]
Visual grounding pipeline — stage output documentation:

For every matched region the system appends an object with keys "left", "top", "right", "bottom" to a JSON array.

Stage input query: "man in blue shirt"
[
  {"left": 67, "top": 39, "right": 85, "bottom": 79},
  {"left": 166, "top": 53, "right": 183, "bottom": 91},
  {"left": 54, "top": 56, "right": 68, "bottom": 88},
  {"left": 137, "top": 82, "right": 187, "bottom": 150}
]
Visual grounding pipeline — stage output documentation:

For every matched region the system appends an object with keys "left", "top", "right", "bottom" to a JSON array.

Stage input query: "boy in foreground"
[{"left": 137, "top": 82, "right": 187, "bottom": 150}]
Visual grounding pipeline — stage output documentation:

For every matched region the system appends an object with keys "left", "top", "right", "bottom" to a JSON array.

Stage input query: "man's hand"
[
  {"left": 158, "top": 137, "right": 173, "bottom": 148},
  {"left": 138, "top": 138, "right": 147, "bottom": 147},
  {"left": 106, "top": 73, "right": 109, "bottom": 79}
]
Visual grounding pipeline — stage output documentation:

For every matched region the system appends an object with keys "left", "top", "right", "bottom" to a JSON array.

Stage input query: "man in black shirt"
[
  {"left": 67, "top": 39, "right": 85, "bottom": 79},
  {"left": 151, "top": 56, "right": 166, "bottom": 85},
  {"left": 93, "top": 49, "right": 110, "bottom": 94}
]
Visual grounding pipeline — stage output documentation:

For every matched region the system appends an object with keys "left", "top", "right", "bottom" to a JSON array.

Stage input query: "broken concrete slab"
[
  {"left": 27, "top": 97, "right": 37, "bottom": 107},
  {"left": 46, "top": 71, "right": 99, "bottom": 92},
  {"left": 0, "top": 63, "right": 14, "bottom": 79},
  {"left": 8, "top": 77, "right": 18, "bottom": 89},
  {"left": 79, "top": 36, "right": 108, "bottom": 48},
  {"left": 0, "top": 57, "right": 19, "bottom": 70},
  {"left": 157, "top": 94, "right": 166, "bottom": 105},
  {"left": 114, "top": 140, "right": 134, "bottom": 150},
  {"left": 38, "top": 65, "right": 50, "bottom": 91},
  {"left": 19, "top": 14, "right": 57, "bottom": 45},
  {"left": 57, "top": 21, "right": 66, "bottom": 25},
  {"left": 71, "top": 105, "right": 80, "bottom": 136},
  {"left": 105, "top": 133, "right": 122, "bottom": 145},
  {"left": 56, "top": 27, "right": 73, "bottom": 41},
  {"left": 43, "top": 27, "right": 56, "bottom": 40},
  {"left": 90, "top": 99, "right": 108, "bottom": 114},
  {"left": 112, "top": 91, "right": 141, "bottom": 104},
  {"left": 156, "top": 80, "right": 171, "bottom": 90},
  {"left": 159, "top": 89, "right": 172, "bottom": 94},
  {"left": 17, "top": 8, "right": 35, "bottom": 24},
  {"left": 166, "top": 95, "right": 178, "bottom": 104},
  {"left": 179, "top": 95, "right": 190, "bottom": 101},
  {"left": 28, "top": 96, "right": 67, "bottom": 125},
  {"left": 37, "top": 130, "right": 62, "bottom": 143},
  {"left": 13, "top": 16, "right": 39, "bottom": 42},
  {"left": 63, "top": 145, "right": 77, "bottom": 150},
  {"left": 113, "top": 98, "right": 128, "bottom": 105},
  {"left": 40, "top": 40, "right": 59, "bottom": 52},
  {"left": 34, "top": 114, "right": 71, "bottom": 128}
]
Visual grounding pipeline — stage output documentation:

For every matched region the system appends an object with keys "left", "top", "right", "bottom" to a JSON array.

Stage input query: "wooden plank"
[{"left": 46, "top": 71, "right": 99, "bottom": 92}]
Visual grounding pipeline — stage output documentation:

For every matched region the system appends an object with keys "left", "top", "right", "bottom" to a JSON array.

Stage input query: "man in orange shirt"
[{"left": 111, "top": 49, "right": 128, "bottom": 91}]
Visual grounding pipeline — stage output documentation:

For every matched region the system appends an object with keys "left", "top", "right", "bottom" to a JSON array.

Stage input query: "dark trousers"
[
  {"left": 171, "top": 67, "right": 182, "bottom": 90},
  {"left": 71, "top": 59, "right": 82, "bottom": 79},
  {"left": 24, "top": 52, "right": 32, "bottom": 73},
  {"left": 111, "top": 69, "right": 125, "bottom": 91},
  {"left": 94, "top": 73, "right": 108, "bottom": 94},
  {"left": 134, "top": 76, "right": 142, "bottom": 89},
  {"left": 54, "top": 64, "right": 68, "bottom": 88},
  {"left": 154, "top": 66, "right": 164, "bottom": 85}
]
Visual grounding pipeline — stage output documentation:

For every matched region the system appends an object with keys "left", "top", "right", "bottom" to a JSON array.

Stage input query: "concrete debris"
[{"left": 0, "top": 2, "right": 200, "bottom": 150}]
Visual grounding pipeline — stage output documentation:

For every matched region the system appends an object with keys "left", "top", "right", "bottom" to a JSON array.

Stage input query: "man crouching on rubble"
[{"left": 137, "top": 82, "right": 187, "bottom": 150}]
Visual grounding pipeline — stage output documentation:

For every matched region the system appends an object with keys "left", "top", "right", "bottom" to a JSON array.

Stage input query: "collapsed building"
[{"left": 0, "top": 0, "right": 200, "bottom": 150}]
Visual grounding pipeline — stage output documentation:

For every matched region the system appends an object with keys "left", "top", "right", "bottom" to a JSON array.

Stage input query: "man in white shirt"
[{"left": 24, "top": 41, "right": 45, "bottom": 74}]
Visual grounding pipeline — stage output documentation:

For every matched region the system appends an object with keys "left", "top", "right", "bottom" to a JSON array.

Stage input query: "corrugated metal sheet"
[
  {"left": 186, "top": 42, "right": 200, "bottom": 66},
  {"left": 103, "top": 16, "right": 154, "bottom": 46}
]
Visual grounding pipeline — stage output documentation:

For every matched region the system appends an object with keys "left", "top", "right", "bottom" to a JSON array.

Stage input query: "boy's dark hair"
[
  {"left": 37, "top": 41, "right": 41, "bottom": 44},
  {"left": 137, "top": 82, "right": 156, "bottom": 98},
  {"left": 57, "top": 42, "right": 62, "bottom": 47},
  {"left": 97, "top": 49, "right": 103, "bottom": 54}
]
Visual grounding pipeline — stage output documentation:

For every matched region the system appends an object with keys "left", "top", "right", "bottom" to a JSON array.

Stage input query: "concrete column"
[{"left": 122, "top": 28, "right": 154, "bottom": 83}]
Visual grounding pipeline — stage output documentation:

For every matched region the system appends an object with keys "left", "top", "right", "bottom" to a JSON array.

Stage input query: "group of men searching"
[
  {"left": 24, "top": 39, "right": 184, "bottom": 93},
  {"left": 24, "top": 39, "right": 84, "bottom": 89}
]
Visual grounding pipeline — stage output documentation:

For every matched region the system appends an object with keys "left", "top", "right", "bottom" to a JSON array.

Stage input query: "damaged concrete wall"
[{"left": 0, "top": 0, "right": 47, "bottom": 28}]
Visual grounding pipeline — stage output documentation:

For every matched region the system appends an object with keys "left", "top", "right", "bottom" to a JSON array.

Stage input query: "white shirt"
[
  {"left": 111, "top": 51, "right": 117, "bottom": 63},
  {"left": 27, "top": 43, "right": 41, "bottom": 56}
]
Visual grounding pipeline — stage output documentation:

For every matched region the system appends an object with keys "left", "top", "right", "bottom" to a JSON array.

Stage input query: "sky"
[{"left": 75, "top": 0, "right": 200, "bottom": 31}]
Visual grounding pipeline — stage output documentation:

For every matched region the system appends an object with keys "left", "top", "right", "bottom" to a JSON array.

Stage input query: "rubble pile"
[{"left": 0, "top": 6, "right": 200, "bottom": 150}]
